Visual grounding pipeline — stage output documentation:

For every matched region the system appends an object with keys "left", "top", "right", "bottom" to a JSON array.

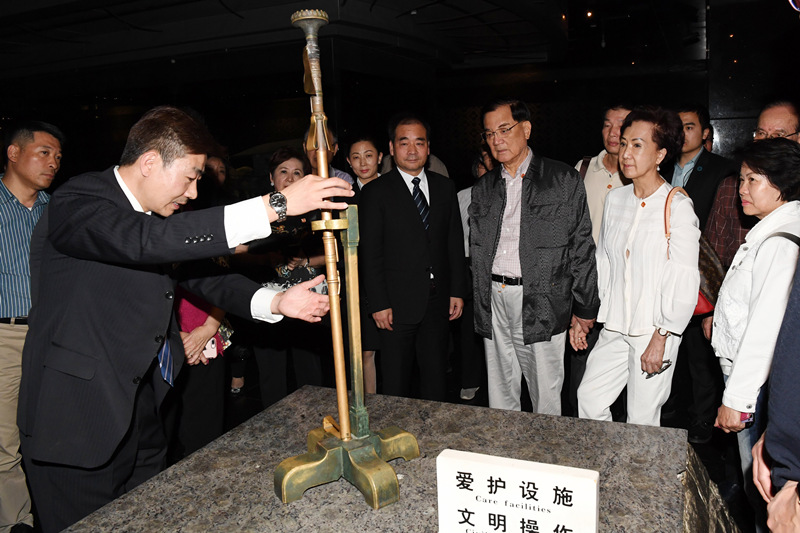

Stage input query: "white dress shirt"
[
  {"left": 457, "top": 186, "right": 471, "bottom": 257},
  {"left": 491, "top": 147, "right": 533, "bottom": 278},
  {"left": 397, "top": 167, "right": 430, "bottom": 201}
]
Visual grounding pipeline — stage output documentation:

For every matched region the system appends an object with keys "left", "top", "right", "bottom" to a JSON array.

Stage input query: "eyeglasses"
[
  {"left": 481, "top": 122, "right": 520, "bottom": 142},
  {"left": 753, "top": 129, "right": 800, "bottom": 140}
]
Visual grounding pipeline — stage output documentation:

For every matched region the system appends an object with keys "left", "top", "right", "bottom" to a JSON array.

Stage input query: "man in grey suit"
[
  {"left": 470, "top": 98, "right": 599, "bottom": 414},
  {"left": 17, "top": 106, "right": 352, "bottom": 532}
]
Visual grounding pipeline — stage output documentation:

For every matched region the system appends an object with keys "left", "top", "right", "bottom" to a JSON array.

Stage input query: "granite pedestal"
[{"left": 65, "top": 386, "right": 738, "bottom": 532}]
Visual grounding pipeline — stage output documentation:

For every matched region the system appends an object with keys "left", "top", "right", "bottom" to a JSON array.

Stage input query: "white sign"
[{"left": 437, "top": 449, "right": 599, "bottom": 533}]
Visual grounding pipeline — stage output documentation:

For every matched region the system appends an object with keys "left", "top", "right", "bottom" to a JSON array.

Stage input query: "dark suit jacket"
[
  {"left": 359, "top": 169, "right": 465, "bottom": 324},
  {"left": 767, "top": 256, "right": 800, "bottom": 490},
  {"left": 663, "top": 149, "right": 738, "bottom": 231},
  {"left": 18, "top": 168, "right": 262, "bottom": 468}
]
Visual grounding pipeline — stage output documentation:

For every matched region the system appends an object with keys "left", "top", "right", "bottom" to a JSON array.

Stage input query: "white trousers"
[
  {"left": 484, "top": 282, "right": 565, "bottom": 414},
  {"left": 578, "top": 328, "right": 680, "bottom": 426}
]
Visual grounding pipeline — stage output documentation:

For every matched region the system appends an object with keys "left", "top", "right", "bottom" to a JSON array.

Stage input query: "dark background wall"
[{"left": 1, "top": 0, "right": 798, "bottom": 194}]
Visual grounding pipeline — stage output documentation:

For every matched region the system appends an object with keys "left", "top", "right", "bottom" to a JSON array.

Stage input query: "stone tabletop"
[{"left": 66, "top": 386, "right": 689, "bottom": 532}]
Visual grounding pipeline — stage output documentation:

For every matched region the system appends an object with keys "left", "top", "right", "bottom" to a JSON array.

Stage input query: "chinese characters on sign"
[{"left": 437, "top": 449, "right": 599, "bottom": 533}]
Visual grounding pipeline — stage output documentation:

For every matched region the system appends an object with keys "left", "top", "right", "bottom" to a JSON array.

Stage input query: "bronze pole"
[
  {"left": 274, "top": 11, "right": 418, "bottom": 508},
  {"left": 291, "top": 9, "right": 350, "bottom": 441}
]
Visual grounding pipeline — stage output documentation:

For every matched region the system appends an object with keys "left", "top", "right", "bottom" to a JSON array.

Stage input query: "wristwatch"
[
  {"left": 269, "top": 191, "right": 287, "bottom": 222},
  {"left": 657, "top": 327, "right": 671, "bottom": 337}
]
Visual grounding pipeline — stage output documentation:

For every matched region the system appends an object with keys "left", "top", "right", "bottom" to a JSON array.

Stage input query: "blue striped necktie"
[
  {"left": 158, "top": 339, "right": 174, "bottom": 386},
  {"left": 412, "top": 177, "right": 430, "bottom": 231}
]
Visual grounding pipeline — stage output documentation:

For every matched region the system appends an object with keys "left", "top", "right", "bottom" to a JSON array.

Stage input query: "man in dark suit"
[
  {"left": 662, "top": 104, "right": 738, "bottom": 443},
  {"left": 752, "top": 255, "right": 800, "bottom": 531},
  {"left": 17, "top": 106, "right": 353, "bottom": 532},
  {"left": 664, "top": 104, "right": 738, "bottom": 230},
  {"left": 359, "top": 114, "right": 465, "bottom": 401}
]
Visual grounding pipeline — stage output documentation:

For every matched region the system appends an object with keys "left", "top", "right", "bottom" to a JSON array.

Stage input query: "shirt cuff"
[
  {"left": 251, "top": 287, "right": 283, "bottom": 323},
  {"left": 223, "top": 196, "right": 272, "bottom": 248},
  {"left": 722, "top": 389, "right": 758, "bottom": 414}
]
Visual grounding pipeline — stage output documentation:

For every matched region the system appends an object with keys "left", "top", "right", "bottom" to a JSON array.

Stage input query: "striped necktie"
[
  {"left": 412, "top": 177, "right": 430, "bottom": 231},
  {"left": 158, "top": 338, "right": 174, "bottom": 386}
]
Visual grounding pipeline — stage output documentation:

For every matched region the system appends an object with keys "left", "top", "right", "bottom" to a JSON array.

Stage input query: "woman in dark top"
[{"left": 230, "top": 147, "right": 329, "bottom": 408}]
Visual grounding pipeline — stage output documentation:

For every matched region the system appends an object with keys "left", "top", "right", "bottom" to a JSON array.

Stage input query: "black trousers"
[
  {"left": 165, "top": 355, "right": 226, "bottom": 463},
  {"left": 252, "top": 319, "right": 329, "bottom": 409},
  {"left": 378, "top": 296, "right": 449, "bottom": 401},
  {"left": 565, "top": 323, "right": 602, "bottom": 417},
  {"left": 684, "top": 320, "right": 723, "bottom": 424},
  {"left": 453, "top": 263, "right": 484, "bottom": 390},
  {"left": 24, "top": 362, "right": 168, "bottom": 533}
]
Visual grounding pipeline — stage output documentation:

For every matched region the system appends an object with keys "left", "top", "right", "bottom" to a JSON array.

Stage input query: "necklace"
[{"left": 634, "top": 176, "right": 666, "bottom": 202}]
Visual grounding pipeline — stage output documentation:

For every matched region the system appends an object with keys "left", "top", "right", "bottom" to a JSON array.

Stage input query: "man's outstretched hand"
[
  {"left": 271, "top": 275, "right": 330, "bottom": 322},
  {"left": 266, "top": 175, "right": 353, "bottom": 219}
]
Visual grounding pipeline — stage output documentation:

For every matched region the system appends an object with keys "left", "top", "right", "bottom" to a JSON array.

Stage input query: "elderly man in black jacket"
[{"left": 470, "top": 98, "right": 600, "bottom": 413}]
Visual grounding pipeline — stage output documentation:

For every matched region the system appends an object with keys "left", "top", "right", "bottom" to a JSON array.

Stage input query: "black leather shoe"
[{"left": 688, "top": 421, "right": 713, "bottom": 444}]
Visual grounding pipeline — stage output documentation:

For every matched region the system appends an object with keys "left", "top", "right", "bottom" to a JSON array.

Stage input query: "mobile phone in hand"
[{"left": 645, "top": 359, "right": 672, "bottom": 379}]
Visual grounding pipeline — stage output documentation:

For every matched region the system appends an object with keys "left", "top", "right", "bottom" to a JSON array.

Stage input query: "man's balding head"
[{"left": 755, "top": 101, "right": 800, "bottom": 142}]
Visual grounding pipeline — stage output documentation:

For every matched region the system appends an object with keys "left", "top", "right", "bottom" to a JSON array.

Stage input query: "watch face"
[
  {"left": 271, "top": 192, "right": 287, "bottom": 208},
  {"left": 270, "top": 192, "right": 287, "bottom": 219}
]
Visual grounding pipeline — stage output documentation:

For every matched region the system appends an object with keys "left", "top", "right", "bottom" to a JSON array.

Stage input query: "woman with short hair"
[
  {"left": 577, "top": 106, "right": 701, "bottom": 427},
  {"left": 709, "top": 138, "right": 800, "bottom": 532}
]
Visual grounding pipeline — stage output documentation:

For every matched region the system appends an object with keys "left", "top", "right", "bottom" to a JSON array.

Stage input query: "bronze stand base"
[
  {"left": 274, "top": 421, "right": 420, "bottom": 509},
  {"left": 280, "top": 8, "right": 421, "bottom": 506}
]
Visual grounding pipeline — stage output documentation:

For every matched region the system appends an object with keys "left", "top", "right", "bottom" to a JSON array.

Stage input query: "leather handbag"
[{"left": 665, "top": 187, "right": 726, "bottom": 316}]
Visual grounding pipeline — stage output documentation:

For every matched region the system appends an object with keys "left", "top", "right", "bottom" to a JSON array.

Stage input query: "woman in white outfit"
[
  {"left": 706, "top": 138, "right": 800, "bottom": 532},
  {"left": 577, "top": 106, "right": 700, "bottom": 427}
]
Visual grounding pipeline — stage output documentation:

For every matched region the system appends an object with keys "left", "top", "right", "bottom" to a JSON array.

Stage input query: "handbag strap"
[
  {"left": 579, "top": 156, "right": 592, "bottom": 179},
  {"left": 664, "top": 186, "right": 689, "bottom": 257},
  {"left": 764, "top": 231, "right": 800, "bottom": 248}
]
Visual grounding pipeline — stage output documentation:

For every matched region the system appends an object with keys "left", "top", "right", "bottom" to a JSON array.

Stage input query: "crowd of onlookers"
[{"left": 2, "top": 98, "right": 800, "bottom": 531}]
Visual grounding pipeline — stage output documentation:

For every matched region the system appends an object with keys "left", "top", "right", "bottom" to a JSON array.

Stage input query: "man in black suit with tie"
[
  {"left": 662, "top": 104, "right": 738, "bottom": 443},
  {"left": 359, "top": 114, "right": 465, "bottom": 401},
  {"left": 17, "top": 106, "right": 353, "bottom": 532}
]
